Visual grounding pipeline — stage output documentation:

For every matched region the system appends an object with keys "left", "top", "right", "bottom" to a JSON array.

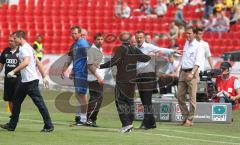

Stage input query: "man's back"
[{"left": 100, "top": 43, "right": 150, "bottom": 83}]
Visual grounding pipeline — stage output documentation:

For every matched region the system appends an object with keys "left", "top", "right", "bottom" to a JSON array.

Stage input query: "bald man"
[{"left": 100, "top": 32, "right": 151, "bottom": 133}]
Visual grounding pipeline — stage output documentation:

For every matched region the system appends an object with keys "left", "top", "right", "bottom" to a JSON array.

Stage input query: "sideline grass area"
[{"left": 0, "top": 90, "right": 240, "bottom": 145}]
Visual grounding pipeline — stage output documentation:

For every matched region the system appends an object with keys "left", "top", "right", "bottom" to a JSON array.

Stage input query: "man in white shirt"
[
  {"left": 86, "top": 33, "right": 105, "bottom": 127},
  {"left": 177, "top": 26, "right": 204, "bottom": 126},
  {"left": 195, "top": 28, "right": 213, "bottom": 71},
  {"left": 135, "top": 31, "right": 176, "bottom": 129},
  {"left": 0, "top": 30, "right": 53, "bottom": 132}
]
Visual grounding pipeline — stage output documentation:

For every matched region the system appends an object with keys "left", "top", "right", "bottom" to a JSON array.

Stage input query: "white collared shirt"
[
  {"left": 181, "top": 39, "right": 204, "bottom": 69},
  {"left": 199, "top": 40, "right": 212, "bottom": 71},
  {"left": 137, "top": 42, "right": 175, "bottom": 74},
  {"left": 87, "top": 44, "right": 104, "bottom": 81},
  {"left": 19, "top": 43, "right": 39, "bottom": 82}
]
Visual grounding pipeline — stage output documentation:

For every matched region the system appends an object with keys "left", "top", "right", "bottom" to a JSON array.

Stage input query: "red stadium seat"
[
  {"left": 19, "top": 0, "right": 26, "bottom": 5},
  {"left": 1, "top": 29, "right": 10, "bottom": 37},
  {"left": 9, "top": 23, "right": 18, "bottom": 31},
  {"left": 0, "top": 3, "right": 8, "bottom": 10},
  {"left": 28, "top": 22, "right": 36, "bottom": 30},
  {"left": 36, "top": 22, "right": 44, "bottom": 30},
  {"left": 0, "top": 0, "right": 237, "bottom": 55},
  {"left": 25, "top": 13, "right": 34, "bottom": 21},
  {"left": 1, "top": 22, "right": 9, "bottom": 29},
  {"left": 19, "top": 23, "right": 27, "bottom": 30},
  {"left": 29, "top": 30, "right": 37, "bottom": 37},
  {"left": 28, "top": 0, "right": 35, "bottom": 6},
  {"left": 45, "top": 23, "right": 53, "bottom": 31}
]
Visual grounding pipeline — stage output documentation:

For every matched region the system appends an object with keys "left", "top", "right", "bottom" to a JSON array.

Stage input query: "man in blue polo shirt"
[{"left": 61, "top": 26, "right": 90, "bottom": 125}]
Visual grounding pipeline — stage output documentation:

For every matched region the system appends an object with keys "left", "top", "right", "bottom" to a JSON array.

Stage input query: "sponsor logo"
[
  {"left": 160, "top": 104, "right": 170, "bottom": 121},
  {"left": 6, "top": 59, "right": 18, "bottom": 64},
  {"left": 194, "top": 115, "right": 211, "bottom": 119},
  {"left": 135, "top": 103, "right": 144, "bottom": 120},
  {"left": 212, "top": 105, "right": 227, "bottom": 121},
  {"left": 175, "top": 103, "right": 189, "bottom": 121}
]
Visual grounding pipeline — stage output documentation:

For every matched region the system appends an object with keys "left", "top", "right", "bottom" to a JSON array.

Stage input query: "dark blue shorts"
[{"left": 74, "top": 73, "right": 88, "bottom": 94}]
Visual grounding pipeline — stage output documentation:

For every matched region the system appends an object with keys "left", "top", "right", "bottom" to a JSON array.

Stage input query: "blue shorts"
[{"left": 74, "top": 73, "right": 88, "bottom": 94}]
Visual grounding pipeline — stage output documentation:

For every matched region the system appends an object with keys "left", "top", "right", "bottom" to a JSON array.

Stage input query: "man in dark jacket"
[{"left": 100, "top": 32, "right": 151, "bottom": 133}]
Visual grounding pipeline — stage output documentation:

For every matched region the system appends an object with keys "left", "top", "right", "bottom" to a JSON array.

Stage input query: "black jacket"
[{"left": 100, "top": 43, "right": 151, "bottom": 83}]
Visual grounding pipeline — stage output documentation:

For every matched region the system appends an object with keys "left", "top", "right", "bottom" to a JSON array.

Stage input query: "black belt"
[{"left": 181, "top": 68, "right": 193, "bottom": 72}]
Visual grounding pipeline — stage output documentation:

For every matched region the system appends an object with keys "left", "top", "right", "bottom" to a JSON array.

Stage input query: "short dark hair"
[
  {"left": 13, "top": 30, "right": 26, "bottom": 39},
  {"left": 186, "top": 26, "right": 197, "bottom": 34},
  {"left": 195, "top": 27, "right": 204, "bottom": 34},
  {"left": 220, "top": 61, "right": 232, "bottom": 69},
  {"left": 145, "top": 33, "right": 151, "bottom": 36},
  {"left": 71, "top": 26, "right": 81, "bottom": 33},
  {"left": 135, "top": 30, "right": 145, "bottom": 36},
  {"left": 94, "top": 32, "right": 104, "bottom": 40}
]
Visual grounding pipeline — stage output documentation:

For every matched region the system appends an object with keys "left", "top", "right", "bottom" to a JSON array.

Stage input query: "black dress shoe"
[
  {"left": 0, "top": 123, "right": 15, "bottom": 131},
  {"left": 75, "top": 116, "right": 81, "bottom": 123},
  {"left": 41, "top": 127, "right": 54, "bottom": 133},
  {"left": 150, "top": 124, "right": 156, "bottom": 129},
  {"left": 139, "top": 124, "right": 156, "bottom": 130},
  {"left": 86, "top": 119, "right": 99, "bottom": 127},
  {"left": 139, "top": 125, "right": 148, "bottom": 130}
]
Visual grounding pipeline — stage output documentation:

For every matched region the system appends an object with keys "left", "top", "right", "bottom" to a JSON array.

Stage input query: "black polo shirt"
[{"left": 0, "top": 47, "right": 20, "bottom": 77}]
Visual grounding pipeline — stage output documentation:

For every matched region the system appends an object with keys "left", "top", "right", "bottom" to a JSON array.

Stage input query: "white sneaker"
[{"left": 119, "top": 125, "right": 133, "bottom": 133}]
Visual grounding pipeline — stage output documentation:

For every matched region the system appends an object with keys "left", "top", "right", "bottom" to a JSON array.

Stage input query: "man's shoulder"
[
  {"left": 89, "top": 44, "right": 98, "bottom": 51},
  {"left": 76, "top": 39, "right": 90, "bottom": 48},
  {"left": 22, "top": 43, "right": 33, "bottom": 49},
  {"left": 120, "top": 43, "right": 134, "bottom": 52},
  {"left": 1, "top": 47, "right": 11, "bottom": 54},
  {"left": 20, "top": 43, "right": 34, "bottom": 54},
  {"left": 230, "top": 75, "right": 238, "bottom": 80},
  {"left": 88, "top": 45, "right": 103, "bottom": 56},
  {"left": 200, "top": 40, "right": 209, "bottom": 46}
]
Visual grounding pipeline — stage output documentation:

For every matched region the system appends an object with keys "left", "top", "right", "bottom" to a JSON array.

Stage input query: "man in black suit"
[{"left": 100, "top": 32, "right": 151, "bottom": 133}]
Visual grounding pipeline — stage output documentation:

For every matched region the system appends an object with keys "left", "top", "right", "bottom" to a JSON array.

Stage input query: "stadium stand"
[{"left": 0, "top": 0, "right": 240, "bottom": 56}]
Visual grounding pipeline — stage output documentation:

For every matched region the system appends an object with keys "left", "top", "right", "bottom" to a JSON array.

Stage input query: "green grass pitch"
[{"left": 0, "top": 90, "right": 240, "bottom": 145}]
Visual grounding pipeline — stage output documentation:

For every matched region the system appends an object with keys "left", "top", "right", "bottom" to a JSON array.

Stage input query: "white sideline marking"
[
  {"left": 0, "top": 100, "right": 56, "bottom": 102},
  {"left": 0, "top": 116, "right": 239, "bottom": 145},
  {"left": 156, "top": 128, "right": 240, "bottom": 139},
  {"left": 136, "top": 132, "right": 240, "bottom": 145}
]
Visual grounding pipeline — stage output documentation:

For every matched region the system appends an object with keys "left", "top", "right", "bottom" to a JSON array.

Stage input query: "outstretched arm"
[
  {"left": 135, "top": 48, "right": 151, "bottom": 62},
  {"left": 100, "top": 46, "right": 123, "bottom": 69}
]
